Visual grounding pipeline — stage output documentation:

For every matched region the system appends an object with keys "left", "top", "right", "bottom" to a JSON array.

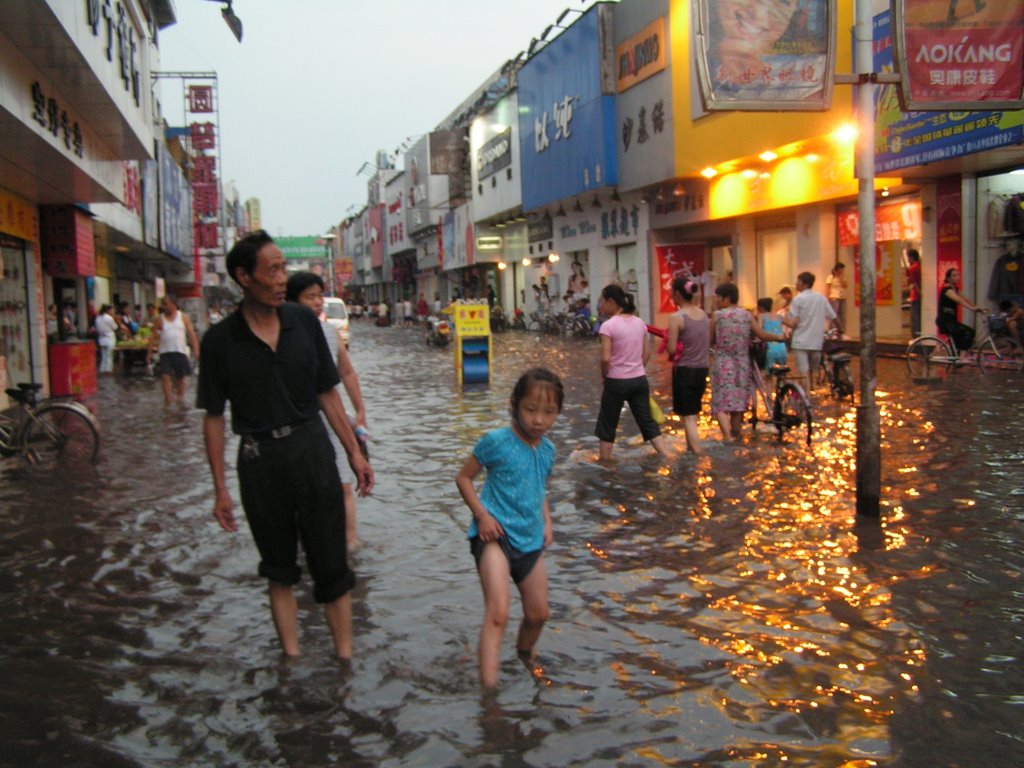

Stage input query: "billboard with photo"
[{"left": 693, "top": 0, "right": 836, "bottom": 111}]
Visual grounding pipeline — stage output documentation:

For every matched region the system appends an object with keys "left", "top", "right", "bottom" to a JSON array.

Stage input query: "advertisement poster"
[
  {"left": 655, "top": 243, "right": 705, "bottom": 313},
  {"left": 694, "top": 0, "right": 835, "bottom": 111},
  {"left": 894, "top": 0, "right": 1024, "bottom": 110},
  {"left": 839, "top": 201, "right": 921, "bottom": 307},
  {"left": 852, "top": 243, "right": 898, "bottom": 307},
  {"left": 874, "top": 9, "right": 1024, "bottom": 174}
]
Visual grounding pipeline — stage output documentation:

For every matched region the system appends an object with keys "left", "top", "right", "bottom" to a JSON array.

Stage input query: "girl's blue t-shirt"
[{"left": 467, "top": 426, "right": 555, "bottom": 553}]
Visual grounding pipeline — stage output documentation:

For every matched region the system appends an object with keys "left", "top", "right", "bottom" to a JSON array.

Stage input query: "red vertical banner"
[
  {"left": 936, "top": 175, "right": 962, "bottom": 315},
  {"left": 655, "top": 243, "right": 705, "bottom": 313}
]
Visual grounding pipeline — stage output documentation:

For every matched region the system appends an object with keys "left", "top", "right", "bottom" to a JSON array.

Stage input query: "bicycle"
[
  {"left": 561, "top": 312, "right": 593, "bottom": 337},
  {"left": 527, "top": 310, "right": 562, "bottom": 334},
  {"left": 815, "top": 329, "right": 855, "bottom": 400},
  {"left": 906, "top": 315, "right": 1024, "bottom": 379},
  {"left": 749, "top": 353, "right": 813, "bottom": 445},
  {"left": 0, "top": 383, "right": 100, "bottom": 466}
]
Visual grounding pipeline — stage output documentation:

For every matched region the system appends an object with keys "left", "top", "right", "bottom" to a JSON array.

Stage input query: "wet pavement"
[{"left": 1, "top": 321, "right": 1022, "bottom": 767}]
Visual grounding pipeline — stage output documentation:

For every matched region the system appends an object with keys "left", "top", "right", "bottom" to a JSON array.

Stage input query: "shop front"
[
  {"left": 836, "top": 196, "right": 923, "bottom": 341},
  {"left": 553, "top": 194, "right": 651, "bottom": 320}
]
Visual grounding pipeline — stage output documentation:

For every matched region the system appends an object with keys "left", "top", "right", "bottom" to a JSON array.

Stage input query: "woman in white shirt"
[{"left": 94, "top": 304, "right": 118, "bottom": 373}]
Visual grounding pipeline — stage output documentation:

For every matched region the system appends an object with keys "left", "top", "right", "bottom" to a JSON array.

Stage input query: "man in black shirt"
[{"left": 197, "top": 230, "right": 373, "bottom": 660}]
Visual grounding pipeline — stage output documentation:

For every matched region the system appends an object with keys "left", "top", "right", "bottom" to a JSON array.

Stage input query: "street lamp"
[{"left": 321, "top": 232, "right": 337, "bottom": 296}]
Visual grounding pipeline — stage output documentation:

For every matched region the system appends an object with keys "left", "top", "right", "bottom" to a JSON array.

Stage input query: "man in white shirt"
[{"left": 783, "top": 271, "right": 837, "bottom": 398}]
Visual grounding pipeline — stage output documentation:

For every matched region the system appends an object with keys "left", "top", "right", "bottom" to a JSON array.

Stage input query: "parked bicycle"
[
  {"left": 906, "top": 314, "right": 1024, "bottom": 379},
  {"left": 0, "top": 383, "right": 100, "bottom": 466},
  {"left": 749, "top": 352, "right": 813, "bottom": 445},
  {"left": 527, "top": 310, "right": 562, "bottom": 334},
  {"left": 816, "top": 328, "right": 855, "bottom": 400}
]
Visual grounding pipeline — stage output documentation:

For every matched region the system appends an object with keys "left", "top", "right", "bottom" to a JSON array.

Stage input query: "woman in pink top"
[{"left": 595, "top": 284, "right": 668, "bottom": 461}]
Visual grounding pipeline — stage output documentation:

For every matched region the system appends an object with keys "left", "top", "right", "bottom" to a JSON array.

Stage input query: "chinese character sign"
[
  {"left": 894, "top": 0, "right": 1024, "bottom": 110},
  {"left": 188, "top": 85, "right": 214, "bottom": 113},
  {"left": 655, "top": 244, "right": 705, "bottom": 313},
  {"left": 694, "top": 0, "right": 836, "bottom": 111}
]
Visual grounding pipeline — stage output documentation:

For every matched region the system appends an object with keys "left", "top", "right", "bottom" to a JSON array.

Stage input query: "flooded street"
[{"left": 1, "top": 321, "right": 1022, "bottom": 768}]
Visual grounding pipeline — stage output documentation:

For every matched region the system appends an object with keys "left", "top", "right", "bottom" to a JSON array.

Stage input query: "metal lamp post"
[{"left": 322, "top": 232, "right": 337, "bottom": 297}]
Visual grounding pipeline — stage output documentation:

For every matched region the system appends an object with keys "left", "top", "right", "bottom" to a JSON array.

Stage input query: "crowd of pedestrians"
[{"left": 106, "top": 229, "right": 847, "bottom": 689}]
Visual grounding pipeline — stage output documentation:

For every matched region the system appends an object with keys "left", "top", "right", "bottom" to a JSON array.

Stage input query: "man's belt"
[{"left": 248, "top": 418, "right": 319, "bottom": 441}]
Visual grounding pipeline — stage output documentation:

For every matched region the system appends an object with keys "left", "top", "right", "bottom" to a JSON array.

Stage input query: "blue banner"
[
  {"left": 874, "top": 9, "right": 1024, "bottom": 175},
  {"left": 518, "top": 7, "right": 617, "bottom": 211},
  {"left": 157, "top": 142, "right": 191, "bottom": 262}
]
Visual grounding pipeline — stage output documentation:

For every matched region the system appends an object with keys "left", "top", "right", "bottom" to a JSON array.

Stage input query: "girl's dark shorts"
[
  {"left": 672, "top": 366, "right": 708, "bottom": 416},
  {"left": 470, "top": 536, "right": 542, "bottom": 584}
]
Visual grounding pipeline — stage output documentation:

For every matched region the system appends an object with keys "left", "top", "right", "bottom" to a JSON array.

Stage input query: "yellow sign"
[
  {"left": 0, "top": 188, "right": 38, "bottom": 242},
  {"left": 452, "top": 304, "right": 490, "bottom": 337},
  {"left": 617, "top": 17, "right": 666, "bottom": 93}
]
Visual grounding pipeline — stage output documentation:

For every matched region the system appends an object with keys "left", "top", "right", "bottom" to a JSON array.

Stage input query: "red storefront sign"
[
  {"left": 655, "top": 243, "right": 705, "bottom": 314},
  {"left": 837, "top": 200, "right": 922, "bottom": 246},
  {"left": 369, "top": 204, "right": 384, "bottom": 269},
  {"left": 40, "top": 206, "right": 95, "bottom": 277},
  {"left": 935, "top": 175, "right": 962, "bottom": 311}
]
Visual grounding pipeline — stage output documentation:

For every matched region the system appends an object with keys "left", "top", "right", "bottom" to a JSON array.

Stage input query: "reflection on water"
[{"left": 1, "top": 324, "right": 1021, "bottom": 766}]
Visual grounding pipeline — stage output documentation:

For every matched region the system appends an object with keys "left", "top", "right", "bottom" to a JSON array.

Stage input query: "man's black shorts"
[
  {"left": 236, "top": 419, "right": 354, "bottom": 603},
  {"left": 157, "top": 351, "right": 191, "bottom": 379}
]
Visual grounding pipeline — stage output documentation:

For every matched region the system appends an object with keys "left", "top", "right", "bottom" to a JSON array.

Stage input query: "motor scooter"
[{"left": 425, "top": 314, "right": 451, "bottom": 347}]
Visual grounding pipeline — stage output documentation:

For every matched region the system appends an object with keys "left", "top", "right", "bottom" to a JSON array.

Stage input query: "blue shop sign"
[
  {"left": 873, "top": 10, "right": 1024, "bottom": 174},
  {"left": 157, "top": 142, "right": 190, "bottom": 262},
  {"left": 518, "top": 7, "right": 617, "bottom": 211}
]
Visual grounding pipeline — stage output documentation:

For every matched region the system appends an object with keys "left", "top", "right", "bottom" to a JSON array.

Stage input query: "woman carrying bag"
[{"left": 594, "top": 284, "right": 669, "bottom": 462}]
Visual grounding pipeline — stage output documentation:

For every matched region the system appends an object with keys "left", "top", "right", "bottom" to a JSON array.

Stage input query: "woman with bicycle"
[
  {"left": 710, "top": 283, "right": 786, "bottom": 441},
  {"left": 666, "top": 277, "right": 710, "bottom": 454},
  {"left": 937, "top": 268, "right": 984, "bottom": 359}
]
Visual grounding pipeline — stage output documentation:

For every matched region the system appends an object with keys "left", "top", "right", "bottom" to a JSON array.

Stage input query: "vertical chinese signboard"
[
  {"left": 893, "top": 0, "right": 1024, "bottom": 111},
  {"left": 655, "top": 243, "right": 705, "bottom": 313},
  {"left": 187, "top": 83, "right": 221, "bottom": 293}
]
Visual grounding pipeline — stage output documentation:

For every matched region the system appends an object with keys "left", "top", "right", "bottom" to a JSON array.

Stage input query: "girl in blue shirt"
[{"left": 456, "top": 368, "right": 563, "bottom": 688}]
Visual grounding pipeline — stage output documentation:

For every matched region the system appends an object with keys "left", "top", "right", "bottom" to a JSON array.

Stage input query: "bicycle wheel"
[
  {"left": 836, "top": 362, "right": 855, "bottom": 400},
  {"left": 19, "top": 403, "right": 100, "bottom": 465},
  {"left": 906, "top": 336, "right": 951, "bottom": 380},
  {"left": 978, "top": 336, "right": 1024, "bottom": 374},
  {"left": 815, "top": 358, "right": 830, "bottom": 390},
  {"left": 774, "top": 383, "right": 813, "bottom": 445}
]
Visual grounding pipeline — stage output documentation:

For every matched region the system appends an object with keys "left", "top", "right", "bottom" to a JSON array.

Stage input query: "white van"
[{"left": 323, "top": 297, "right": 350, "bottom": 347}]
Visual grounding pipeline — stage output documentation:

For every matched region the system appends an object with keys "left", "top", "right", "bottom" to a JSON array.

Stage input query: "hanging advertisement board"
[
  {"left": 693, "top": 0, "right": 836, "bottom": 111},
  {"left": 892, "top": 0, "right": 1024, "bottom": 111}
]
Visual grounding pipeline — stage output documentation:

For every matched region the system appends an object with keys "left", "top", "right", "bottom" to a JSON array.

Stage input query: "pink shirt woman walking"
[{"left": 594, "top": 284, "right": 668, "bottom": 461}]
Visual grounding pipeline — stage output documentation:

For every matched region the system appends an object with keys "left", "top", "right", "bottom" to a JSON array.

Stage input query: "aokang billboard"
[{"left": 893, "top": 0, "right": 1024, "bottom": 111}]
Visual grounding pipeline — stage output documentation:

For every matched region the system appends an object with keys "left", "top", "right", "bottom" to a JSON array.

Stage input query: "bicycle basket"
[{"left": 988, "top": 314, "right": 1009, "bottom": 335}]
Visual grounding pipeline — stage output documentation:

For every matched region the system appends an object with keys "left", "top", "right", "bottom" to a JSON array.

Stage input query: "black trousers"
[
  {"left": 237, "top": 420, "right": 354, "bottom": 604},
  {"left": 594, "top": 375, "right": 660, "bottom": 443}
]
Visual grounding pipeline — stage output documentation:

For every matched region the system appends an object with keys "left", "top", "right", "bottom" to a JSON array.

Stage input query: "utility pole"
[{"left": 853, "top": 0, "right": 884, "bottom": 517}]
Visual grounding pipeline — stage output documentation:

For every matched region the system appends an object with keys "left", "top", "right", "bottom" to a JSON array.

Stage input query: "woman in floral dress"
[{"left": 710, "top": 282, "right": 785, "bottom": 440}]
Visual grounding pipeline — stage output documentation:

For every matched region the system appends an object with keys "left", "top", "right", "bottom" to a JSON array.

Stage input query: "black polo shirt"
[{"left": 196, "top": 302, "right": 340, "bottom": 435}]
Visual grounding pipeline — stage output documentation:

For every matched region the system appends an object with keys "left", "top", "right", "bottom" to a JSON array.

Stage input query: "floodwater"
[{"left": 1, "top": 321, "right": 1022, "bottom": 768}]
